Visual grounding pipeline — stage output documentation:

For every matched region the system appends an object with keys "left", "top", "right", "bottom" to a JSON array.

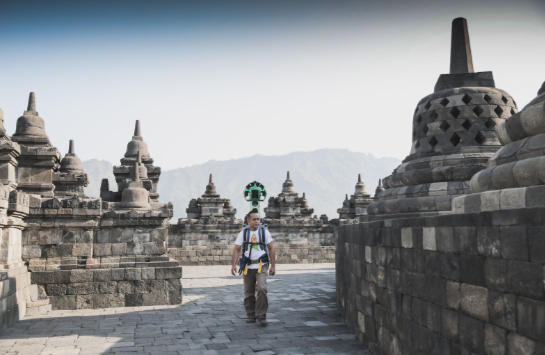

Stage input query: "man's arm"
[
  {"left": 231, "top": 245, "right": 242, "bottom": 275},
  {"left": 267, "top": 242, "right": 275, "bottom": 276}
]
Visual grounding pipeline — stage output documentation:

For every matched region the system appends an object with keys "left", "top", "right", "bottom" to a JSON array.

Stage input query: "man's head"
[{"left": 246, "top": 209, "right": 260, "bottom": 230}]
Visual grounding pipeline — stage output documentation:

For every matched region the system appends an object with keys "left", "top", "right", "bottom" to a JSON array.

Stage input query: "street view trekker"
[{"left": 231, "top": 209, "right": 276, "bottom": 326}]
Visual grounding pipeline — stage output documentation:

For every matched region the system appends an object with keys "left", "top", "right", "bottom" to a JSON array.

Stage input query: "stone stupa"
[{"left": 368, "top": 18, "right": 518, "bottom": 218}]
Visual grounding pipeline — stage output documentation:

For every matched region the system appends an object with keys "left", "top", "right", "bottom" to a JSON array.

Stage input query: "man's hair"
[{"left": 246, "top": 208, "right": 259, "bottom": 221}]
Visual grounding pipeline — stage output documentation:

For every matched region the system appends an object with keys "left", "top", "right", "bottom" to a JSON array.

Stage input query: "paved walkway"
[{"left": 0, "top": 264, "right": 370, "bottom": 355}]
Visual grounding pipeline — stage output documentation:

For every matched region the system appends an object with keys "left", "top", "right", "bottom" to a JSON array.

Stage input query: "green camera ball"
[{"left": 243, "top": 181, "right": 267, "bottom": 202}]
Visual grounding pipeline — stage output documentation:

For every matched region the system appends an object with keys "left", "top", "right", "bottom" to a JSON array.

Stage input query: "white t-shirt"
[{"left": 234, "top": 227, "right": 273, "bottom": 269}]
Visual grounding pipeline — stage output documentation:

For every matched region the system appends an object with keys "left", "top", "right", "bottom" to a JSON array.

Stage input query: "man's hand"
[
  {"left": 231, "top": 245, "right": 242, "bottom": 276},
  {"left": 267, "top": 242, "right": 275, "bottom": 276}
]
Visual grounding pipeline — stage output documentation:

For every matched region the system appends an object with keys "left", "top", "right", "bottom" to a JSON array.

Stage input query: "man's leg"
[
  {"left": 255, "top": 265, "right": 269, "bottom": 321},
  {"left": 243, "top": 269, "right": 257, "bottom": 321}
]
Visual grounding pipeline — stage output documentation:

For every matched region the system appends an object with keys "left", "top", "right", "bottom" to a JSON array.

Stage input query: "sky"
[{"left": 0, "top": 0, "right": 544, "bottom": 170}]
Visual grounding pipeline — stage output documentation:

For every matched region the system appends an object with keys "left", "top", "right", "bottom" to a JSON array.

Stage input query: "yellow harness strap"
[{"left": 258, "top": 260, "right": 263, "bottom": 274}]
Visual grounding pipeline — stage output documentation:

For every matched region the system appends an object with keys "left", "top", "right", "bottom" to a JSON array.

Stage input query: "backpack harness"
[{"left": 238, "top": 226, "right": 269, "bottom": 275}]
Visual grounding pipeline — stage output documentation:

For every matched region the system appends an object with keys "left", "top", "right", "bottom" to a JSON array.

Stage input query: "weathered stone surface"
[
  {"left": 507, "top": 333, "right": 536, "bottom": 355},
  {"left": 45, "top": 283, "right": 67, "bottom": 296},
  {"left": 76, "top": 294, "right": 92, "bottom": 309},
  {"left": 460, "top": 284, "right": 489, "bottom": 321},
  {"left": 508, "top": 260, "right": 544, "bottom": 299},
  {"left": 484, "top": 324, "right": 506, "bottom": 355},
  {"left": 517, "top": 297, "right": 545, "bottom": 343},
  {"left": 155, "top": 267, "right": 182, "bottom": 280},
  {"left": 92, "top": 293, "right": 124, "bottom": 308},
  {"left": 488, "top": 291, "right": 517, "bottom": 331},
  {"left": 124, "top": 268, "right": 141, "bottom": 281},
  {"left": 49, "top": 295, "right": 76, "bottom": 310},
  {"left": 93, "top": 269, "right": 112, "bottom": 282},
  {"left": 70, "top": 270, "right": 93, "bottom": 283}
]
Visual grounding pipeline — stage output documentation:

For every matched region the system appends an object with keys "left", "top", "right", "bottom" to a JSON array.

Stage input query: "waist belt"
[{"left": 249, "top": 260, "right": 268, "bottom": 265}]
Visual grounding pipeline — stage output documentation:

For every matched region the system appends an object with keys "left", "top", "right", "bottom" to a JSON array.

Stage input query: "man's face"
[{"left": 247, "top": 213, "right": 260, "bottom": 229}]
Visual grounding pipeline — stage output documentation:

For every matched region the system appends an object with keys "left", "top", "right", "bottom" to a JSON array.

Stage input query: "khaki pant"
[{"left": 243, "top": 265, "right": 268, "bottom": 320}]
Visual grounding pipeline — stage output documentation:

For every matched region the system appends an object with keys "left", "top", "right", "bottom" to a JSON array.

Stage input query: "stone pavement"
[{"left": 0, "top": 263, "right": 370, "bottom": 355}]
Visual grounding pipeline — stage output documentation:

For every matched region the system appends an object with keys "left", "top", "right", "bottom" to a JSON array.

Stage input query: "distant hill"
[{"left": 82, "top": 149, "right": 400, "bottom": 220}]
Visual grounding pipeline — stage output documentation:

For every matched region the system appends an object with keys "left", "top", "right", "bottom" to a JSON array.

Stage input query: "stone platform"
[{"left": 0, "top": 264, "right": 369, "bottom": 355}]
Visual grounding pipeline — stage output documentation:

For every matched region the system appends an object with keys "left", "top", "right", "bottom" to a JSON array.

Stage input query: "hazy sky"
[{"left": 1, "top": 0, "right": 544, "bottom": 170}]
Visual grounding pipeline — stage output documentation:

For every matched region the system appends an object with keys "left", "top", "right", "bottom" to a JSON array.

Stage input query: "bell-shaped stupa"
[
  {"left": 11, "top": 93, "right": 60, "bottom": 197},
  {"left": 120, "top": 162, "right": 150, "bottom": 209},
  {"left": 53, "top": 140, "right": 89, "bottom": 197},
  {"left": 202, "top": 174, "right": 220, "bottom": 198},
  {"left": 113, "top": 120, "right": 161, "bottom": 201},
  {"left": 13, "top": 92, "right": 49, "bottom": 140},
  {"left": 124, "top": 120, "right": 150, "bottom": 159},
  {"left": 59, "top": 140, "right": 83, "bottom": 173},
  {"left": 337, "top": 174, "right": 374, "bottom": 220},
  {"left": 179, "top": 174, "right": 240, "bottom": 227},
  {"left": 264, "top": 171, "right": 315, "bottom": 219},
  {"left": 369, "top": 18, "right": 518, "bottom": 218}
]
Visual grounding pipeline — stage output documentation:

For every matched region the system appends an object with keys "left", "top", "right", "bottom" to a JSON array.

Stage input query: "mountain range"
[{"left": 82, "top": 149, "right": 401, "bottom": 220}]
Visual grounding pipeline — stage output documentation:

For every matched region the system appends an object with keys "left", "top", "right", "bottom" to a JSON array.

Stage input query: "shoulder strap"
[
  {"left": 242, "top": 228, "right": 249, "bottom": 251},
  {"left": 258, "top": 227, "right": 263, "bottom": 251},
  {"left": 260, "top": 226, "right": 268, "bottom": 254}
]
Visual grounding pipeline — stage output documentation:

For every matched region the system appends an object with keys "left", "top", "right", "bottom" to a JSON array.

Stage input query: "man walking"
[{"left": 231, "top": 209, "right": 275, "bottom": 326}]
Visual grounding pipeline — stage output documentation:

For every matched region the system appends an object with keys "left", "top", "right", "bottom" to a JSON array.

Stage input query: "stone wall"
[
  {"left": 22, "top": 210, "right": 183, "bottom": 310},
  {"left": 29, "top": 262, "right": 182, "bottom": 310},
  {"left": 167, "top": 224, "right": 336, "bottom": 265},
  {"left": 336, "top": 208, "right": 545, "bottom": 355}
]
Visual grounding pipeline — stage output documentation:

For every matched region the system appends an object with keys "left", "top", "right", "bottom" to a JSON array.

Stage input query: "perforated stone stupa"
[
  {"left": 368, "top": 18, "right": 518, "bottom": 217},
  {"left": 453, "top": 81, "right": 545, "bottom": 213}
]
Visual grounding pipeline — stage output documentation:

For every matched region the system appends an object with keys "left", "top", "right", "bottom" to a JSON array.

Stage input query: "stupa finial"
[
  {"left": 287, "top": 171, "right": 290, "bottom": 180},
  {"left": 134, "top": 120, "right": 141, "bottom": 137},
  {"left": 358, "top": 174, "right": 362, "bottom": 183},
  {"left": 209, "top": 174, "right": 213, "bottom": 183},
  {"left": 27, "top": 92, "right": 36, "bottom": 112},
  {"left": 450, "top": 18, "right": 474, "bottom": 74},
  {"left": 68, "top": 140, "right": 74, "bottom": 154}
]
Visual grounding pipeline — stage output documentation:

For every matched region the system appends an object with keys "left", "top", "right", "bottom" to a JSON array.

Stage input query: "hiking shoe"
[
  {"left": 246, "top": 318, "right": 256, "bottom": 323},
  {"left": 257, "top": 318, "right": 268, "bottom": 326}
]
